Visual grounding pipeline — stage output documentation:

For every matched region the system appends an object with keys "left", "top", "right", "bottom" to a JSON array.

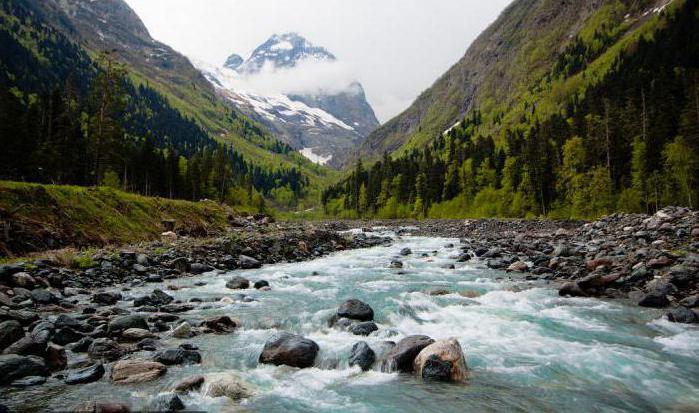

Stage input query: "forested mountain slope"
[
  {"left": 325, "top": 0, "right": 698, "bottom": 219},
  {"left": 0, "top": 0, "right": 331, "bottom": 209}
]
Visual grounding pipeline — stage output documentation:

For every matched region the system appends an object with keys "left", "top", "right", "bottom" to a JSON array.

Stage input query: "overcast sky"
[{"left": 124, "top": 0, "right": 511, "bottom": 122}]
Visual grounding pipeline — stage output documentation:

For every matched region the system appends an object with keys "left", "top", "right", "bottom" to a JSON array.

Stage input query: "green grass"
[{"left": 0, "top": 181, "right": 240, "bottom": 256}]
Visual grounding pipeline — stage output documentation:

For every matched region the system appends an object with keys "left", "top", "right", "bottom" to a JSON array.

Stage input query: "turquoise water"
[{"left": 4, "top": 231, "right": 699, "bottom": 412}]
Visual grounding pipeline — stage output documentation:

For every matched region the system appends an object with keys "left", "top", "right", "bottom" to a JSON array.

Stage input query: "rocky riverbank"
[
  {"left": 0, "top": 216, "right": 391, "bottom": 408},
  {"left": 340, "top": 207, "right": 698, "bottom": 322}
]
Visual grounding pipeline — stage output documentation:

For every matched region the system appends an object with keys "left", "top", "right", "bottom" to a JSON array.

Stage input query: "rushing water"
[{"left": 3, "top": 231, "right": 699, "bottom": 412}]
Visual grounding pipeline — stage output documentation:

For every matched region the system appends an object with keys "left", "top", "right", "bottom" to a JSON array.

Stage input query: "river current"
[{"left": 4, "top": 230, "right": 699, "bottom": 412}]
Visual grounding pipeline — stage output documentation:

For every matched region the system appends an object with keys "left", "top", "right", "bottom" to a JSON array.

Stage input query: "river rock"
[
  {"left": 153, "top": 348, "right": 201, "bottom": 365},
  {"left": 149, "top": 393, "right": 185, "bottom": 411},
  {"left": 0, "top": 320, "right": 24, "bottom": 351},
  {"left": 111, "top": 359, "right": 167, "bottom": 384},
  {"left": 413, "top": 338, "right": 468, "bottom": 382},
  {"left": 258, "top": 332, "right": 319, "bottom": 368},
  {"left": 667, "top": 306, "right": 697, "bottom": 324},
  {"left": 200, "top": 316, "right": 238, "bottom": 333},
  {"left": 92, "top": 292, "right": 122, "bottom": 306},
  {"left": 632, "top": 291, "right": 670, "bottom": 308},
  {"left": 558, "top": 282, "right": 586, "bottom": 297},
  {"left": 88, "top": 338, "right": 123, "bottom": 361},
  {"left": 349, "top": 341, "right": 375, "bottom": 371},
  {"left": 679, "top": 295, "right": 699, "bottom": 307},
  {"left": 173, "top": 375, "right": 205, "bottom": 393},
  {"left": 172, "top": 322, "right": 193, "bottom": 338},
  {"left": 75, "top": 401, "right": 131, "bottom": 413},
  {"left": 349, "top": 321, "right": 378, "bottom": 336},
  {"left": 507, "top": 261, "right": 529, "bottom": 273},
  {"left": 204, "top": 374, "right": 253, "bottom": 400},
  {"left": 337, "top": 299, "right": 374, "bottom": 322},
  {"left": 121, "top": 328, "right": 155, "bottom": 341},
  {"left": 400, "top": 248, "right": 412, "bottom": 256},
  {"left": 65, "top": 363, "right": 105, "bottom": 385},
  {"left": 108, "top": 315, "right": 148, "bottom": 335},
  {"left": 0, "top": 308, "right": 39, "bottom": 326},
  {"left": 2, "top": 334, "right": 46, "bottom": 357},
  {"left": 238, "top": 255, "right": 261, "bottom": 269},
  {"left": 53, "top": 327, "right": 84, "bottom": 345},
  {"left": 170, "top": 257, "right": 190, "bottom": 273},
  {"left": 254, "top": 280, "right": 270, "bottom": 289},
  {"left": 46, "top": 343, "right": 67, "bottom": 370},
  {"left": 0, "top": 354, "right": 49, "bottom": 385},
  {"left": 380, "top": 335, "right": 435, "bottom": 373},
  {"left": 226, "top": 276, "right": 250, "bottom": 290},
  {"left": 30, "top": 288, "right": 58, "bottom": 305},
  {"left": 11, "top": 272, "right": 36, "bottom": 289},
  {"left": 11, "top": 375, "right": 46, "bottom": 387},
  {"left": 55, "top": 315, "right": 92, "bottom": 333}
]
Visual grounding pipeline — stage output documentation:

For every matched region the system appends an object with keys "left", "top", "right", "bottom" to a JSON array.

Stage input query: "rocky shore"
[{"left": 0, "top": 208, "right": 696, "bottom": 411}]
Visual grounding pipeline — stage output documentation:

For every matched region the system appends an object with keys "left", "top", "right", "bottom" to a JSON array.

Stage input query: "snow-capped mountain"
[{"left": 197, "top": 33, "right": 379, "bottom": 168}]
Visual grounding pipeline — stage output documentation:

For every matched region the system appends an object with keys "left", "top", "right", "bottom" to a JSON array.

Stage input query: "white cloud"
[{"left": 124, "top": 0, "right": 512, "bottom": 122}]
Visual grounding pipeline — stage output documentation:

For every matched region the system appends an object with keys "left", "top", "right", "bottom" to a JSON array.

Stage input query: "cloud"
[{"left": 234, "top": 59, "right": 360, "bottom": 97}]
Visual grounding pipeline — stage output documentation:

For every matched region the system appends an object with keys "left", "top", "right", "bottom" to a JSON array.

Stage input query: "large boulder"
[
  {"left": 337, "top": 299, "right": 374, "bottom": 322},
  {"left": 92, "top": 292, "right": 122, "bottom": 306},
  {"left": 238, "top": 255, "right": 261, "bottom": 270},
  {"left": 108, "top": 315, "right": 148, "bottom": 335},
  {"left": 349, "top": 341, "right": 375, "bottom": 371},
  {"left": 0, "top": 354, "right": 49, "bottom": 385},
  {"left": 153, "top": 348, "right": 201, "bottom": 365},
  {"left": 226, "top": 276, "right": 250, "bottom": 290},
  {"left": 111, "top": 359, "right": 167, "bottom": 384},
  {"left": 667, "top": 306, "right": 697, "bottom": 324},
  {"left": 204, "top": 374, "right": 253, "bottom": 401},
  {"left": 379, "top": 335, "right": 435, "bottom": 373},
  {"left": 88, "top": 338, "right": 123, "bottom": 361},
  {"left": 258, "top": 332, "right": 319, "bottom": 368},
  {"left": 0, "top": 320, "right": 24, "bottom": 351},
  {"left": 413, "top": 338, "right": 468, "bottom": 382},
  {"left": 65, "top": 363, "right": 105, "bottom": 385}
]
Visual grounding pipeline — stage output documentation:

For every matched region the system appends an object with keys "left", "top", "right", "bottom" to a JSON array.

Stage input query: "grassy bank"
[{"left": 0, "top": 181, "right": 239, "bottom": 257}]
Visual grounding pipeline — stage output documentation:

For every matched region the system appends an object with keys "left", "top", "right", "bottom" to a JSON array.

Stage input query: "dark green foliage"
[{"left": 324, "top": 0, "right": 699, "bottom": 219}]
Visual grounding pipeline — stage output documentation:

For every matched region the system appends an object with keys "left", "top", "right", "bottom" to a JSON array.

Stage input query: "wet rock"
[
  {"left": 53, "top": 327, "right": 85, "bottom": 345},
  {"left": 667, "top": 265, "right": 696, "bottom": 287},
  {"left": 258, "top": 332, "right": 319, "bottom": 368},
  {"left": 88, "top": 338, "right": 123, "bottom": 361},
  {"left": 134, "top": 289, "right": 174, "bottom": 307},
  {"left": 400, "top": 248, "right": 412, "bottom": 256},
  {"left": 108, "top": 315, "right": 148, "bottom": 335},
  {"left": 30, "top": 288, "right": 57, "bottom": 305},
  {"left": 631, "top": 291, "right": 670, "bottom": 308},
  {"left": 507, "top": 261, "right": 529, "bottom": 273},
  {"left": 380, "top": 335, "right": 435, "bottom": 373},
  {"left": 153, "top": 348, "right": 201, "bottom": 365},
  {"left": 172, "top": 322, "right": 193, "bottom": 338},
  {"left": 0, "top": 355, "right": 49, "bottom": 384},
  {"left": 65, "top": 363, "right": 105, "bottom": 385},
  {"left": 0, "top": 308, "right": 39, "bottom": 326},
  {"left": 349, "top": 341, "right": 375, "bottom": 371},
  {"left": 558, "top": 282, "right": 587, "bottom": 297},
  {"left": 69, "top": 337, "right": 94, "bottom": 353},
  {"left": 204, "top": 374, "right": 253, "bottom": 400},
  {"left": 190, "top": 263, "right": 214, "bottom": 275},
  {"left": 11, "top": 272, "right": 36, "bottom": 289},
  {"left": 121, "top": 328, "right": 156, "bottom": 341},
  {"left": 160, "top": 304, "right": 194, "bottom": 313},
  {"left": 200, "top": 316, "right": 238, "bottom": 334},
  {"left": 337, "top": 299, "right": 374, "bottom": 322},
  {"left": 414, "top": 338, "right": 468, "bottom": 382},
  {"left": 389, "top": 260, "right": 403, "bottom": 269},
  {"left": 170, "top": 257, "right": 190, "bottom": 274},
  {"left": 647, "top": 257, "right": 674, "bottom": 269},
  {"left": 46, "top": 343, "right": 67, "bottom": 370},
  {"left": 2, "top": 334, "right": 46, "bottom": 357},
  {"left": 425, "top": 288, "right": 451, "bottom": 296},
  {"left": 149, "top": 393, "right": 185, "bottom": 411},
  {"left": 111, "top": 359, "right": 167, "bottom": 384},
  {"left": 0, "top": 320, "right": 24, "bottom": 351},
  {"left": 173, "top": 375, "right": 205, "bottom": 393},
  {"left": 239, "top": 255, "right": 261, "bottom": 270},
  {"left": 55, "top": 315, "right": 92, "bottom": 333},
  {"left": 349, "top": 321, "right": 378, "bottom": 336},
  {"left": 667, "top": 306, "right": 697, "bottom": 324},
  {"left": 75, "top": 401, "right": 131, "bottom": 413},
  {"left": 92, "top": 292, "right": 121, "bottom": 306},
  {"left": 226, "top": 276, "right": 250, "bottom": 290},
  {"left": 254, "top": 280, "right": 269, "bottom": 289},
  {"left": 586, "top": 259, "right": 613, "bottom": 271}
]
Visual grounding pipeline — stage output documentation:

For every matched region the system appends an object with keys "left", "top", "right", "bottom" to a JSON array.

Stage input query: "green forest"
[
  {"left": 0, "top": 0, "right": 307, "bottom": 212},
  {"left": 322, "top": 0, "right": 699, "bottom": 219}
]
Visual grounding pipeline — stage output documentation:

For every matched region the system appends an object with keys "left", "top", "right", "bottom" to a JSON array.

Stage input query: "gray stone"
[
  {"left": 349, "top": 341, "right": 375, "bottom": 371},
  {"left": 258, "top": 332, "right": 319, "bottom": 368}
]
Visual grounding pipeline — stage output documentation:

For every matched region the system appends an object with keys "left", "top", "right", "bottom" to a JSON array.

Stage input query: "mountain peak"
[{"left": 236, "top": 32, "right": 335, "bottom": 74}]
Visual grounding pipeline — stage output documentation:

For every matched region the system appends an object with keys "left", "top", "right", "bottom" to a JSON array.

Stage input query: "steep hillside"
[
  {"left": 353, "top": 0, "right": 665, "bottom": 162},
  {"left": 325, "top": 0, "right": 698, "bottom": 219}
]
